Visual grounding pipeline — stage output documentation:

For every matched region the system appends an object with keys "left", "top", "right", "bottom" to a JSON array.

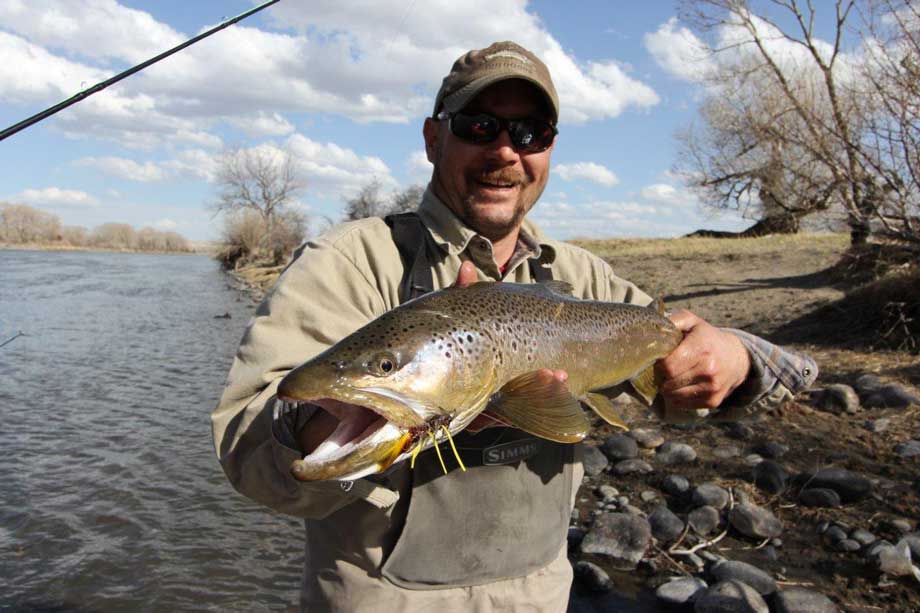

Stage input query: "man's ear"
[{"left": 423, "top": 117, "right": 440, "bottom": 164}]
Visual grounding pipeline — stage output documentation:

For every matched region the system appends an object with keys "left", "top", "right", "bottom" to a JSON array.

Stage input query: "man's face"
[{"left": 423, "top": 80, "right": 555, "bottom": 241}]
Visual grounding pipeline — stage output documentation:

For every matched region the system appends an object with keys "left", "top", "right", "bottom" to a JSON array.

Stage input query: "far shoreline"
[{"left": 0, "top": 242, "right": 214, "bottom": 256}]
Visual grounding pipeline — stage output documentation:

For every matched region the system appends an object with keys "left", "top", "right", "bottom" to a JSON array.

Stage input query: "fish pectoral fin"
[
  {"left": 582, "top": 392, "right": 629, "bottom": 431},
  {"left": 629, "top": 364, "right": 663, "bottom": 406},
  {"left": 489, "top": 371, "right": 589, "bottom": 443}
]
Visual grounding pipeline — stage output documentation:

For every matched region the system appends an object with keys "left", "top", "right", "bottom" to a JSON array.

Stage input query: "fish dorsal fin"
[
  {"left": 487, "top": 370, "right": 589, "bottom": 443},
  {"left": 629, "top": 364, "right": 661, "bottom": 406},
  {"left": 582, "top": 392, "right": 629, "bottom": 431},
  {"left": 649, "top": 296, "right": 666, "bottom": 317}
]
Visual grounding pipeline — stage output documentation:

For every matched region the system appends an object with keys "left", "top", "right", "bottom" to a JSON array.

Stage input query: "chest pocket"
[{"left": 381, "top": 428, "right": 574, "bottom": 588}]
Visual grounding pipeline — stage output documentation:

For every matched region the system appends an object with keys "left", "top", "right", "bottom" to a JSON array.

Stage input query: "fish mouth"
[{"left": 279, "top": 397, "right": 408, "bottom": 481}]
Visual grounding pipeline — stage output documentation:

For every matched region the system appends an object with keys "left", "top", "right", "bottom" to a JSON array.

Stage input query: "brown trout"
[{"left": 276, "top": 281, "right": 682, "bottom": 481}]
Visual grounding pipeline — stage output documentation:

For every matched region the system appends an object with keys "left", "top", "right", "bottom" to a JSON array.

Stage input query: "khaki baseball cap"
[{"left": 433, "top": 41, "right": 559, "bottom": 122}]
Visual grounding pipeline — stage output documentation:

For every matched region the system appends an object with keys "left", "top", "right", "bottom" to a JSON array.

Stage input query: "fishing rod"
[
  {"left": 0, "top": 331, "right": 26, "bottom": 349},
  {"left": 0, "top": 0, "right": 281, "bottom": 143}
]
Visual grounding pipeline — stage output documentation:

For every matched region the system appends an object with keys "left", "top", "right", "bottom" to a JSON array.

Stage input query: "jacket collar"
[{"left": 417, "top": 186, "right": 557, "bottom": 264}]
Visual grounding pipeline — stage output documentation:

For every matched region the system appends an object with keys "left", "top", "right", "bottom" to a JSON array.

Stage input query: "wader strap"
[{"left": 384, "top": 213, "right": 438, "bottom": 302}]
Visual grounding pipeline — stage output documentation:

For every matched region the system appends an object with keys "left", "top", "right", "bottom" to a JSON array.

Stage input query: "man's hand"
[
  {"left": 456, "top": 260, "right": 568, "bottom": 432},
  {"left": 656, "top": 309, "right": 751, "bottom": 412}
]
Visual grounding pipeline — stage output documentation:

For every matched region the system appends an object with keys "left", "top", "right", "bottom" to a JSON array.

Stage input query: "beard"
[{"left": 454, "top": 167, "right": 544, "bottom": 240}]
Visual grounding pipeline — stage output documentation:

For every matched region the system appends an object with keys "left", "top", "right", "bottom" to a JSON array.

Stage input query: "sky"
[{"left": 0, "top": 0, "right": 816, "bottom": 241}]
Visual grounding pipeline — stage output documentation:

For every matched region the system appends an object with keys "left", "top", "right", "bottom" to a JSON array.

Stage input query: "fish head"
[{"left": 276, "top": 306, "right": 497, "bottom": 481}]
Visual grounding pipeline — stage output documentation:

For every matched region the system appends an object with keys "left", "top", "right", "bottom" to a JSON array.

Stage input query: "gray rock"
[
  {"left": 689, "top": 505, "right": 722, "bottom": 535},
  {"left": 751, "top": 441, "right": 789, "bottom": 459},
  {"left": 567, "top": 527, "right": 586, "bottom": 549},
  {"left": 865, "top": 540, "right": 894, "bottom": 560},
  {"left": 661, "top": 474, "right": 691, "bottom": 497},
  {"left": 582, "top": 445, "right": 609, "bottom": 476},
  {"left": 753, "top": 460, "right": 788, "bottom": 494},
  {"left": 895, "top": 440, "right": 920, "bottom": 458},
  {"left": 580, "top": 512, "right": 652, "bottom": 570},
  {"left": 864, "top": 417, "right": 890, "bottom": 433},
  {"left": 683, "top": 552, "right": 705, "bottom": 571},
  {"left": 824, "top": 525, "right": 847, "bottom": 543},
  {"left": 656, "top": 577, "right": 708, "bottom": 606},
  {"left": 692, "top": 483, "right": 731, "bottom": 510},
  {"left": 712, "top": 445, "right": 742, "bottom": 459},
  {"left": 711, "top": 560, "right": 777, "bottom": 595},
  {"left": 726, "top": 422, "right": 754, "bottom": 441},
  {"left": 799, "top": 488, "right": 841, "bottom": 508},
  {"left": 617, "top": 495, "right": 630, "bottom": 506},
  {"left": 854, "top": 373, "right": 884, "bottom": 396},
  {"left": 729, "top": 503, "right": 783, "bottom": 539},
  {"left": 629, "top": 427, "right": 665, "bottom": 449},
  {"left": 814, "top": 384, "right": 860, "bottom": 414},
  {"left": 640, "top": 490, "right": 658, "bottom": 503},
  {"left": 888, "top": 518, "right": 913, "bottom": 534},
  {"left": 903, "top": 533, "right": 920, "bottom": 560},
  {"left": 816, "top": 521, "right": 830, "bottom": 535},
  {"left": 573, "top": 560, "right": 613, "bottom": 592},
  {"left": 835, "top": 538, "right": 861, "bottom": 552},
  {"left": 649, "top": 505, "right": 685, "bottom": 542},
  {"left": 773, "top": 587, "right": 839, "bottom": 613},
  {"left": 693, "top": 580, "right": 768, "bottom": 613},
  {"left": 877, "top": 541, "right": 917, "bottom": 576},
  {"left": 794, "top": 468, "right": 872, "bottom": 503},
  {"left": 863, "top": 383, "right": 920, "bottom": 408},
  {"left": 596, "top": 484, "right": 619, "bottom": 502},
  {"left": 612, "top": 459, "right": 654, "bottom": 475},
  {"left": 601, "top": 433, "right": 639, "bottom": 460},
  {"left": 623, "top": 504, "right": 647, "bottom": 517},
  {"left": 849, "top": 528, "right": 877, "bottom": 547},
  {"left": 657, "top": 441, "right": 697, "bottom": 465},
  {"left": 743, "top": 454, "right": 764, "bottom": 466}
]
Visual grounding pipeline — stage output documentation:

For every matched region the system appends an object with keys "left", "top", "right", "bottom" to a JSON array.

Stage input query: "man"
[{"left": 212, "top": 41, "right": 816, "bottom": 612}]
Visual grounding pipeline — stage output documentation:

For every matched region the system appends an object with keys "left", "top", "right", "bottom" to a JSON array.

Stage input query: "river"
[
  {"left": 0, "top": 250, "right": 303, "bottom": 612},
  {"left": 0, "top": 249, "right": 650, "bottom": 612}
]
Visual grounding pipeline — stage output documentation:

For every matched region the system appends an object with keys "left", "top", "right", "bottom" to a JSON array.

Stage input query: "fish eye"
[{"left": 369, "top": 352, "right": 398, "bottom": 376}]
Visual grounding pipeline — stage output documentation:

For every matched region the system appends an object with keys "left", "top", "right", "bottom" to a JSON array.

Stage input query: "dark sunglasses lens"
[
  {"left": 509, "top": 119, "right": 555, "bottom": 152},
  {"left": 452, "top": 113, "right": 500, "bottom": 143}
]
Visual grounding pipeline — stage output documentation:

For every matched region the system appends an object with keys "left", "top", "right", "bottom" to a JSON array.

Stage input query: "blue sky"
[{"left": 0, "top": 0, "right": 770, "bottom": 241}]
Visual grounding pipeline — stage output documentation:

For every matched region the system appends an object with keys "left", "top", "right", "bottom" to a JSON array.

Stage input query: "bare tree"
[
  {"left": 0, "top": 203, "right": 62, "bottom": 243},
  {"left": 678, "top": 0, "right": 919, "bottom": 248},
  {"left": 344, "top": 181, "right": 425, "bottom": 220},
  {"left": 213, "top": 147, "right": 307, "bottom": 263},
  {"left": 344, "top": 179, "right": 387, "bottom": 220}
]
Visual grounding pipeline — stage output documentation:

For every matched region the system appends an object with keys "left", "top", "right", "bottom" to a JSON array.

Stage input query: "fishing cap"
[{"left": 433, "top": 41, "right": 559, "bottom": 122}]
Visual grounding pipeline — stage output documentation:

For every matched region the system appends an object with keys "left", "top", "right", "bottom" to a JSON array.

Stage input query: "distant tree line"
[
  {"left": 0, "top": 202, "right": 191, "bottom": 252},
  {"left": 344, "top": 180, "right": 425, "bottom": 221}
]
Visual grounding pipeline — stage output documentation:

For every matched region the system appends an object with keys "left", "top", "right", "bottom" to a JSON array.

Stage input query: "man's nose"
[{"left": 483, "top": 128, "right": 520, "bottom": 163}]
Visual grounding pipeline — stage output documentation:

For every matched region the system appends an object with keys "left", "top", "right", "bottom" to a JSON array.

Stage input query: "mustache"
[{"left": 470, "top": 168, "right": 528, "bottom": 186}]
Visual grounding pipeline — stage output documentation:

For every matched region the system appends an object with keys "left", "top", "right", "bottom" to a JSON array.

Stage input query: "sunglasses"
[{"left": 436, "top": 111, "right": 558, "bottom": 153}]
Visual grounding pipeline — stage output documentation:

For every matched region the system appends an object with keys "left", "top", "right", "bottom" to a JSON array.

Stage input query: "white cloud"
[
  {"left": 152, "top": 218, "right": 178, "bottom": 230},
  {"left": 645, "top": 17, "right": 713, "bottom": 82},
  {"left": 286, "top": 134, "right": 396, "bottom": 198},
  {"left": 16, "top": 187, "right": 99, "bottom": 207},
  {"left": 76, "top": 156, "right": 169, "bottom": 182},
  {"left": 228, "top": 112, "right": 295, "bottom": 137},
  {"left": 0, "top": 0, "right": 184, "bottom": 63},
  {"left": 1, "top": 0, "right": 662, "bottom": 152},
  {"left": 640, "top": 183, "right": 688, "bottom": 206},
  {"left": 407, "top": 150, "right": 433, "bottom": 181},
  {"left": 554, "top": 162, "right": 619, "bottom": 187}
]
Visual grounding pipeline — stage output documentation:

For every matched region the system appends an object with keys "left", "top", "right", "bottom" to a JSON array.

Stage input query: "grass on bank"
[{"left": 570, "top": 232, "right": 850, "bottom": 259}]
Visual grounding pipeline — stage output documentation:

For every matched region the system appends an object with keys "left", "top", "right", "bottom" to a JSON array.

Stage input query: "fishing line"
[{"left": 0, "top": 0, "right": 281, "bottom": 142}]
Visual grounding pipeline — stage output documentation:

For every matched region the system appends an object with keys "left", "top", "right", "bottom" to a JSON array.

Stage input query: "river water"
[
  {"left": 0, "top": 250, "right": 303, "bottom": 612},
  {"left": 0, "top": 249, "right": 651, "bottom": 612}
]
